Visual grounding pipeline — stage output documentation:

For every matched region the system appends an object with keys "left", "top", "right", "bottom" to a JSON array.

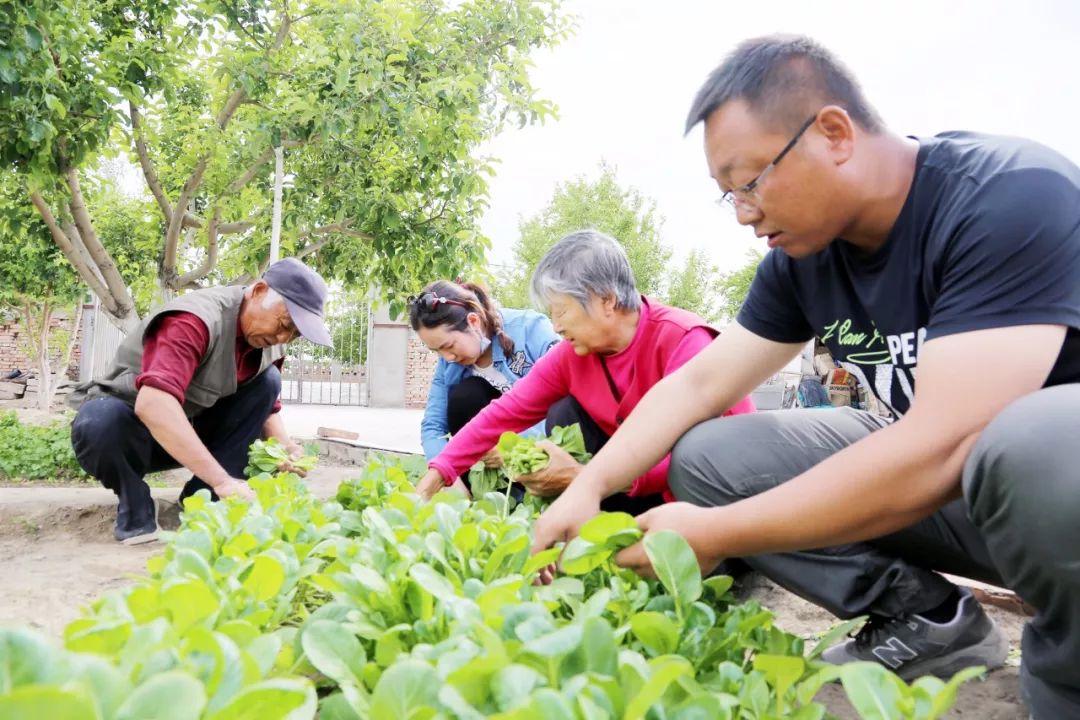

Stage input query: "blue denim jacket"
[{"left": 420, "top": 308, "right": 561, "bottom": 460}]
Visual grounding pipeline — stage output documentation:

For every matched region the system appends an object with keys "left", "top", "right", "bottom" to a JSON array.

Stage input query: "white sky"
[{"left": 479, "top": 0, "right": 1080, "bottom": 273}]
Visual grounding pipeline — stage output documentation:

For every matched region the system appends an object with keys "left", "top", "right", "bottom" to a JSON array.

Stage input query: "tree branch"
[
  {"left": 129, "top": 101, "right": 172, "bottom": 223},
  {"left": 218, "top": 220, "right": 256, "bottom": 234},
  {"left": 128, "top": 106, "right": 206, "bottom": 229},
  {"left": 163, "top": 85, "right": 249, "bottom": 282},
  {"left": 37, "top": 297, "right": 52, "bottom": 410},
  {"left": 224, "top": 137, "right": 314, "bottom": 196},
  {"left": 176, "top": 207, "right": 222, "bottom": 288},
  {"left": 296, "top": 237, "right": 332, "bottom": 259},
  {"left": 297, "top": 222, "right": 374, "bottom": 258},
  {"left": 62, "top": 220, "right": 105, "bottom": 287},
  {"left": 60, "top": 299, "right": 84, "bottom": 383},
  {"left": 271, "top": 9, "right": 293, "bottom": 50},
  {"left": 29, "top": 190, "right": 116, "bottom": 315},
  {"left": 167, "top": 9, "right": 299, "bottom": 287},
  {"left": 65, "top": 168, "right": 134, "bottom": 319},
  {"left": 228, "top": 221, "right": 369, "bottom": 285}
]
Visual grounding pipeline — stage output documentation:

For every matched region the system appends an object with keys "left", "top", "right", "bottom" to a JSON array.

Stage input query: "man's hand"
[
  {"left": 530, "top": 475, "right": 603, "bottom": 558},
  {"left": 480, "top": 448, "right": 503, "bottom": 469},
  {"left": 277, "top": 442, "right": 309, "bottom": 477},
  {"left": 613, "top": 502, "right": 725, "bottom": 579},
  {"left": 416, "top": 468, "right": 448, "bottom": 501},
  {"left": 213, "top": 477, "right": 257, "bottom": 501},
  {"left": 517, "top": 441, "right": 580, "bottom": 497}
]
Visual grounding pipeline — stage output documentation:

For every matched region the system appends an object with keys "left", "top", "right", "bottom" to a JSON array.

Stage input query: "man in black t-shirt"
[{"left": 531, "top": 36, "right": 1080, "bottom": 719}]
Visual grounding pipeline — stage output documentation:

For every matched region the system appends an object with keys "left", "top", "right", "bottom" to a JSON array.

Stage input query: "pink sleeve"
[
  {"left": 663, "top": 326, "right": 715, "bottom": 374},
  {"left": 664, "top": 326, "right": 758, "bottom": 416},
  {"left": 629, "top": 456, "right": 671, "bottom": 497},
  {"left": 626, "top": 327, "right": 756, "bottom": 496},
  {"left": 627, "top": 327, "right": 715, "bottom": 497},
  {"left": 429, "top": 344, "right": 572, "bottom": 484}
]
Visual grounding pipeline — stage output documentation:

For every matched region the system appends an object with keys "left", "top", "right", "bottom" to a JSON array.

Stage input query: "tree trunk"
[
  {"left": 18, "top": 297, "right": 52, "bottom": 412},
  {"left": 29, "top": 189, "right": 141, "bottom": 332},
  {"left": 49, "top": 300, "right": 85, "bottom": 407},
  {"left": 35, "top": 301, "right": 52, "bottom": 412}
]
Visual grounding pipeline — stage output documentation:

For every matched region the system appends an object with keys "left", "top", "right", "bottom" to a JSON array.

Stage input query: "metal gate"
[
  {"left": 79, "top": 296, "right": 127, "bottom": 383},
  {"left": 280, "top": 291, "right": 372, "bottom": 406}
]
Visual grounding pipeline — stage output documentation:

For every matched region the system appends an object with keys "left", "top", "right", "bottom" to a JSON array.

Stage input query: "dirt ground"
[{"left": 0, "top": 465, "right": 1027, "bottom": 718}]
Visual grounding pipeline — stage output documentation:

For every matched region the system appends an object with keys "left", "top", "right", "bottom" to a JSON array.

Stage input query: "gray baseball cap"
[{"left": 262, "top": 257, "right": 333, "bottom": 347}]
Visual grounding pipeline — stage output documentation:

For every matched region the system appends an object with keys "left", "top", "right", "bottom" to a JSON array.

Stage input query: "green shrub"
[{"left": 0, "top": 410, "right": 87, "bottom": 482}]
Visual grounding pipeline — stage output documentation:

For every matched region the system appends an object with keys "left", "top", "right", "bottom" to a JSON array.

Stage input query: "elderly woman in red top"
[{"left": 415, "top": 230, "right": 756, "bottom": 513}]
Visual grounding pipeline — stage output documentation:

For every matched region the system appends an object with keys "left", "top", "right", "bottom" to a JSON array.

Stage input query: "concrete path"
[{"left": 279, "top": 404, "right": 423, "bottom": 454}]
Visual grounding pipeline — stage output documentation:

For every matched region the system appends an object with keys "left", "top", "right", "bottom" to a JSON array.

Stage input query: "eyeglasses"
[
  {"left": 717, "top": 114, "right": 816, "bottom": 212},
  {"left": 407, "top": 292, "right": 469, "bottom": 312}
]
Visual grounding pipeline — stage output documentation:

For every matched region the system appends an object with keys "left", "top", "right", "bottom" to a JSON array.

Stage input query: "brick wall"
[
  {"left": 405, "top": 330, "right": 437, "bottom": 409},
  {"left": 0, "top": 308, "right": 82, "bottom": 381}
]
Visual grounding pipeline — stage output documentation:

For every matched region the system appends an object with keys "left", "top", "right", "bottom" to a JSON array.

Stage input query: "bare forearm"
[
  {"left": 134, "top": 388, "right": 232, "bottom": 488},
  {"left": 709, "top": 419, "right": 974, "bottom": 558},
  {"left": 586, "top": 371, "right": 719, "bottom": 498},
  {"left": 582, "top": 326, "right": 802, "bottom": 498}
]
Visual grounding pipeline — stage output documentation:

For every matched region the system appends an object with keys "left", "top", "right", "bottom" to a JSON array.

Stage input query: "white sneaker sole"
[
  {"left": 117, "top": 499, "right": 161, "bottom": 546},
  {"left": 896, "top": 621, "right": 1010, "bottom": 681},
  {"left": 120, "top": 531, "right": 160, "bottom": 546}
]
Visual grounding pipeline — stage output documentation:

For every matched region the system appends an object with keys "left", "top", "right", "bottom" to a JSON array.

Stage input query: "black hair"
[
  {"left": 685, "top": 34, "right": 883, "bottom": 135},
  {"left": 408, "top": 280, "right": 514, "bottom": 355}
]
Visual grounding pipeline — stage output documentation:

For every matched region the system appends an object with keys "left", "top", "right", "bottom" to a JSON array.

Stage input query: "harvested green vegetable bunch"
[
  {"left": 496, "top": 423, "right": 592, "bottom": 479},
  {"left": 244, "top": 437, "right": 318, "bottom": 478}
]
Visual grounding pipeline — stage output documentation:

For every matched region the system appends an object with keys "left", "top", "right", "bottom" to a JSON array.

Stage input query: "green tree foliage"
[
  {"left": 0, "top": 172, "right": 84, "bottom": 409},
  {"left": 716, "top": 248, "right": 764, "bottom": 322},
  {"left": 0, "top": 0, "right": 572, "bottom": 328},
  {"left": 666, "top": 248, "right": 722, "bottom": 322},
  {"left": 495, "top": 163, "right": 721, "bottom": 320}
]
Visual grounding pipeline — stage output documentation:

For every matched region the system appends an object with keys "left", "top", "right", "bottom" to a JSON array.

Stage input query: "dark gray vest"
[{"left": 75, "top": 286, "right": 284, "bottom": 417}]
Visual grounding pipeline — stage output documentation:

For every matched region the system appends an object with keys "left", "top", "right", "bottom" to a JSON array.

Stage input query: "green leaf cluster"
[
  {"left": 468, "top": 423, "right": 592, "bottom": 511},
  {"left": 0, "top": 445, "right": 982, "bottom": 719},
  {"left": 244, "top": 437, "right": 317, "bottom": 480},
  {"left": 1, "top": 0, "right": 574, "bottom": 318},
  {"left": 0, "top": 411, "right": 87, "bottom": 482},
  {"left": 494, "top": 163, "right": 727, "bottom": 321}
]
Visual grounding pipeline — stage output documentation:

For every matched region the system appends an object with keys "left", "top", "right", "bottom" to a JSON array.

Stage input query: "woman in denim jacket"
[{"left": 410, "top": 280, "right": 560, "bottom": 470}]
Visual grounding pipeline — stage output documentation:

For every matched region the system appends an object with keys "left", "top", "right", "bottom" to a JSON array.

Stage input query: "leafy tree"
[
  {"left": 666, "top": 249, "right": 721, "bottom": 322},
  {"left": 83, "top": 181, "right": 163, "bottom": 316},
  {"left": 495, "top": 163, "right": 722, "bottom": 320},
  {"left": 496, "top": 163, "right": 670, "bottom": 308},
  {"left": 1, "top": 0, "right": 571, "bottom": 329},
  {"left": 0, "top": 173, "right": 84, "bottom": 410},
  {"left": 715, "top": 248, "right": 764, "bottom": 322}
]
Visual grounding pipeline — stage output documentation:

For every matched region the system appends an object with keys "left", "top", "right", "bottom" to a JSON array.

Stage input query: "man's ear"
[{"left": 250, "top": 279, "right": 270, "bottom": 300}]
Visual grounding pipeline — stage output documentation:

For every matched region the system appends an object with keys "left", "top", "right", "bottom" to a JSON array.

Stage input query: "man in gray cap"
[{"left": 70, "top": 257, "right": 333, "bottom": 544}]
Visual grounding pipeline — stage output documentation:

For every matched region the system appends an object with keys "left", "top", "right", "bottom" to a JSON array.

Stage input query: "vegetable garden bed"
[{"left": 0, "top": 440, "right": 987, "bottom": 719}]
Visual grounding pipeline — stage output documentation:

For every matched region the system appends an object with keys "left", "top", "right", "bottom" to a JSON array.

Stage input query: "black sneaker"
[
  {"left": 820, "top": 588, "right": 1008, "bottom": 680},
  {"left": 115, "top": 499, "right": 160, "bottom": 545}
]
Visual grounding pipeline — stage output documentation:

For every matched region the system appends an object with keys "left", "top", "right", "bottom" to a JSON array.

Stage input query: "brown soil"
[
  {"left": 741, "top": 575, "right": 1027, "bottom": 718},
  {"left": 0, "top": 469, "right": 1027, "bottom": 718}
]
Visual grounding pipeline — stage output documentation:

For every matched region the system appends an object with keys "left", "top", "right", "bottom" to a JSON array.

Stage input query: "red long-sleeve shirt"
[{"left": 135, "top": 311, "right": 283, "bottom": 413}]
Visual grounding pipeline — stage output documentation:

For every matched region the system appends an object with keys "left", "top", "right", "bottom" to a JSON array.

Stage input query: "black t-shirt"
[{"left": 738, "top": 131, "right": 1080, "bottom": 418}]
